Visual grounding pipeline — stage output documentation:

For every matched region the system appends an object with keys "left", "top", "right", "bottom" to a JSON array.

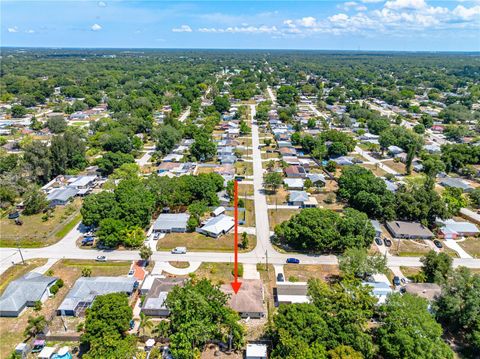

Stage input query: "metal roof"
[
  {"left": 46, "top": 187, "right": 78, "bottom": 202},
  {"left": 152, "top": 213, "right": 190, "bottom": 231},
  {"left": 57, "top": 277, "right": 136, "bottom": 312}
]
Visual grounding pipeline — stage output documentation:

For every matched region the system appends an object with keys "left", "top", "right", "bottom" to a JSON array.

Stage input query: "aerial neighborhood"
[{"left": 0, "top": 47, "right": 479, "bottom": 359}]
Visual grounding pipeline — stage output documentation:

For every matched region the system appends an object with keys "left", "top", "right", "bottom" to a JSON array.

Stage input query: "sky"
[{"left": 2, "top": 0, "right": 480, "bottom": 51}]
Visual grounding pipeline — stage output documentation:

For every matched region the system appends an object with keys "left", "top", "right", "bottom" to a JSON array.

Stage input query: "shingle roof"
[
  {"left": 0, "top": 273, "right": 58, "bottom": 313},
  {"left": 288, "top": 190, "right": 309, "bottom": 203},
  {"left": 153, "top": 213, "right": 190, "bottom": 231}
]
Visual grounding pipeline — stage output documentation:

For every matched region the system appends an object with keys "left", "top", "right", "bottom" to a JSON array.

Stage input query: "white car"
[
  {"left": 96, "top": 255, "right": 107, "bottom": 262},
  {"left": 171, "top": 247, "right": 187, "bottom": 254}
]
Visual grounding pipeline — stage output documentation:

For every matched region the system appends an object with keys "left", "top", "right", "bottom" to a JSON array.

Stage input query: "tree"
[
  {"left": 274, "top": 208, "right": 375, "bottom": 253},
  {"left": 155, "top": 125, "right": 182, "bottom": 155},
  {"left": 420, "top": 250, "right": 452, "bottom": 283},
  {"left": 123, "top": 226, "right": 146, "bottom": 248},
  {"left": 264, "top": 172, "right": 283, "bottom": 193},
  {"left": 422, "top": 155, "right": 445, "bottom": 178},
  {"left": 11, "top": 104, "right": 27, "bottom": 118},
  {"left": 23, "top": 189, "right": 48, "bottom": 215},
  {"left": 328, "top": 345, "right": 363, "bottom": 359},
  {"left": 213, "top": 96, "right": 230, "bottom": 113},
  {"left": 81, "top": 191, "right": 120, "bottom": 227},
  {"left": 24, "top": 316, "right": 47, "bottom": 338},
  {"left": 96, "top": 151, "right": 135, "bottom": 176},
  {"left": 153, "top": 320, "right": 171, "bottom": 338},
  {"left": 46, "top": 116, "right": 67, "bottom": 133},
  {"left": 23, "top": 141, "right": 52, "bottom": 184},
  {"left": 50, "top": 131, "right": 87, "bottom": 176},
  {"left": 139, "top": 244, "right": 153, "bottom": 263},
  {"left": 277, "top": 85, "right": 299, "bottom": 106},
  {"left": 81, "top": 293, "right": 135, "bottom": 359},
  {"left": 376, "top": 293, "right": 453, "bottom": 359},
  {"left": 97, "top": 218, "right": 126, "bottom": 248},
  {"left": 241, "top": 232, "right": 249, "bottom": 249},
  {"left": 138, "top": 312, "right": 153, "bottom": 336},
  {"left": 190, "top": 133, "right": 216, "bottom": 162},
  {"left": 469, "top": 188, "right": 480, "bottom": 208},
  {"left": 442, "top": 187, "right": 468, "bottom": 216},
  {"left": 413, "top": 123, "right": 425, "bottom": 134},
  {"left": 82, "top": 267, "right": 92, "bottom": 277},
  {"left": 434, "top": 267, "right": 480, "bottom": 354},
  {"left": 339, "top": 247, "right": 387, "bottom": 278},
  {"left": 166, "top": 279, "right": 245, "bottom": 356}
]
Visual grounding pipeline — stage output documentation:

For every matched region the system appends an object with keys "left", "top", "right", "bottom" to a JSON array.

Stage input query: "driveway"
[{"left": 443, "top": 239, "right": 472, "bottom": 259}]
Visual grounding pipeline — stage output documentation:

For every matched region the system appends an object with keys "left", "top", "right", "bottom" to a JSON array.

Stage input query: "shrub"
[{"left": 50, "top": 284, "right": 59, "bottom": 295}]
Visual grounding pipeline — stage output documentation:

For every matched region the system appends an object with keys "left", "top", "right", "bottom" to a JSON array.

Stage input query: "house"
[
  {"left": 67, "top": 175, "right": 97, "bottom": 190},
  {"left": 284, "top": 178, "right": 304, "bottom": 190},
  {"left": 437, "top": 219, "right": 479, "bottom": 239},
  {"left": 424, "top": 144, "right": 441, "bottom": 154},
  {"left": 386, "top": 221, "right": 434, "bottom": 239},
  {"left": 283, "top": 156, "right": 301, "bottom": 165},
  {"left": 306, "top": 173, "right": 326, "bottom": 187},
  {"left": 152, "top": 213, "right": 190, "bottom": 233},
  {"left": 388, "top": 145, "right": 404, "bottom": 155},
  {"left": 57, "top": 277, "right": 137, "bottom": 316},
  {"left": 197, "top": 214, "right": 234, "bottom": 238},
  {"left": 157, "top": 162, "right": 182, "bottom": 174},
  {"left": 162, "top": 153, "right": 183, "bottom": 163},
  {"left": 278, "top": 147, "right": 297, "bottom": 156},
  {"left": 220, "top": 279, "right": 264, "bottom": 319},
  {"left": 0, "top": 273, "right": 58, "bottom": 317},
  {"left": 275, "top": 282, "right": 309, "bottom": 305},
  {"left": 404, "top": 283, "right": 441, "bottom": 301},
  {"left": 371, "top": 220, "right": 383, "bottom": 237},
  {"left": 284, "top": 165, "right": 307, "bottom": 178},
  {"left": 277, "top": 141, "right": 293, "bottom": 148},
  {"left": 362, "top": 281, "right": 392, "bottom": 305},
  {"left": 382, "top": 178, "right": 399, "bottom": 192},
  {"left": 219, "top": 155, "right": 237, "bottom": 164},
  {"left": 246, "top": 344, "right": 268, "bottom": 359},
  {"left": 439, "top": 177, "right": 474, "bottom": 193},
  {"left": 332, "top": 156, "right": 354, "bottom": 166},
  {"left": 288, "top": 191, "right": 317, "bottom": 208},
  {"left": 46, "top": 187, "right": 79, "bottom": 207},
  {"left": 141, "top": 278, "right": 186, "bottom": 317}
]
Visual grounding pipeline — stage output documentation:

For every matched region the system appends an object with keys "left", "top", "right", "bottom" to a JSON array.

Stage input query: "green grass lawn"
[
  {"left": 193, "top": 262, "right": 244, "bottom": 285},
  {"left": 157, "top": 232, "right": 256, "bottom": 253},
  {"left": 0, "top": 258, "right": 48, "bottom": 295},
  {"left": 0, "top": 199, "right": 82, "bottom": 248},
  {"left": 458, "top": 238, "right": 480, "bottom": 258}
]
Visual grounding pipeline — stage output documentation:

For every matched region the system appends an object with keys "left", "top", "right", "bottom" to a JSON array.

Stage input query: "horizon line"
[{"left": 1, "top": 46, "right": 479, "bottom": 54}]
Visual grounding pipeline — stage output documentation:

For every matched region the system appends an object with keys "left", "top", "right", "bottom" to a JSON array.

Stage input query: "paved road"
[
  {"left": 135, "top": 150, "right": 153, "bottom": 167},
  {"left": 267, "top": 87, "right": 276, "bottom": 104}
]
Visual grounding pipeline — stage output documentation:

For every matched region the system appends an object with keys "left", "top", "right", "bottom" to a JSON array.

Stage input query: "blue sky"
[{"left": 2, "top": 0, "right": 480, "bottom": 51}]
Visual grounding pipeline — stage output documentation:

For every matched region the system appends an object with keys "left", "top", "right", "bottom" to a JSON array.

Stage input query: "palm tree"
[
  {"left": 24, "top": 315, "right": 47, "bottom": 338},
  {"left": 138, "top": 312, "right": 153, "bottom": 336},
  {"left": 153, "top": 320, "right": 171, "bottom": 339}
]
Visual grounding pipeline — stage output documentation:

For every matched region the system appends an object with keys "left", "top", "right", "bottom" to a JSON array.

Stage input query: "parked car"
[
  {"left": 393, "top": 276, "right": 401, "bottom": 286},
  {"left": 286, "top": 258, "right": 300, "bottom": 264},
  {"left": 81, "top": 237, "right": 94, "bottom": 246},
  {"left": 96, "top": 255, "right": 107, "bottom": 262},
  {"left": 129, "top": 319, "right": 135, "bottom": 330},
  {"left": 383, "top": 238, "right": 392, "bottom": 247},
  {"left": 375, "top": 237, "right": 383, "bottom": 246},
  {"left": 128, "top": 269, "right": 135, "bottom": 277},
  {"left": 433, "top": 240, "right": 443, "bottom": 249},
  {"left": 171, "top": 247, "right": 187, "bottom": 254},
  {"left": 277, "top": 273, "right": 285, "bottom": 282}
]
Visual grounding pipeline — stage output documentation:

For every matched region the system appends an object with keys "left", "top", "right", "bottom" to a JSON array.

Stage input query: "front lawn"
[{"left": 156, "top": 232, "right": 256, "bottom": 253}]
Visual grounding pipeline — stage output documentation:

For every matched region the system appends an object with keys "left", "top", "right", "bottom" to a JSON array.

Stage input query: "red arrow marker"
[{"left": 231, "top": 180, "right": 242, "bottom": 294}]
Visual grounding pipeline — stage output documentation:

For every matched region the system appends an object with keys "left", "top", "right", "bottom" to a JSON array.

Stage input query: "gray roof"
[
  {"left": 47, "top": 187, "right": 79, "bottom": 202},
  {"left": 58, "top": 277, "right": 136, "bottom": 312},
  {"left": 440, "top": 177, "right": 473, "bottom": 191},
  {"left": 199, "top": 214, "right": 234, "bottom": 236},
  {"left": 152, "top": 213, "right": 190, "bottom": 231},
  {"left": 0, "top": 273, "right": 58, "bottom": 313},
  {"left": 386, "top": 221, "right": 434, "bottom": 238},
  {"left": 289, "top": 190, "right": 309, "bottom": 203},
  {"left": 143, "top": 278, "right": 185, "bottom": 310},
  {"left": 307, "top": 173, "right": 326, "bottom": 184}
]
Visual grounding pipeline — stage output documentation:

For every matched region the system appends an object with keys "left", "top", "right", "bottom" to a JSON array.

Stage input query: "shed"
[
  {"left": 38, "top": 347, "right": 55, "bottom": 359},
  {"left": 212, "top": 206, "right": 226, "bottom": 217}
]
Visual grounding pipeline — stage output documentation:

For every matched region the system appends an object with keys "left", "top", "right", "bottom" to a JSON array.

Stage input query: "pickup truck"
[{"left": 171, "top": 247, "right": 187, "bottom": 254}]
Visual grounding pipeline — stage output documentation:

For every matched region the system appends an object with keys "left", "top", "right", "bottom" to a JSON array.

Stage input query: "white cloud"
[
  {"left": 172, "top": 25, "right": 192, "bottom": 32},
  {"left": 452, "top": 5, "right": 480, "bottom": 20},
  {"left": 7, "top": 26, "right": 18, "bottom": 33},
  {"left": 198, "top": 25, "right": 278, "bottom": 34},
  {"left": 361, "top": 0, "right": 384, "bottom": 2},
  {"left": 25, "top": 29, "right": 35, "bottom": 34},
  {"left": 385, "top": 0, "right": 426, "bottom": 10},
  {"left": 98, "top": 1, "right": 107, "bottom": 7},
  {"left": 329, "top": 13, "right": 350, "bottom": 22},
  {"left": 91, "top": 23, "right": 102, "bottom": 31},
  {"left": 299, "top": 16, "right": 317, "bottom": 27}
]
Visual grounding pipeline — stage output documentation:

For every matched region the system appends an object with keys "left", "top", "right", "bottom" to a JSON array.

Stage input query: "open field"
[
  {"left": 458, "top": 238, "right": 480, "bottom": 258},
  {"left": 383, "top": 159, "right": 407, "bottom": 174},
  {"left": 194, "top": 262, "right": 244, "bottom": 285},
  {"left": 284, "top": 264, "right": 340, "bottom": 282},
  {"left": 234, "top": 162, "right": 253, "bottom": 176},
  {"left": 0, "top": 199, "right": 82, "bottom": 248},
  {"left": 156, "top": 232, "right": 256, "bottom": 253},
  {"left": 362, "top": 163, "right": 388, "bottom": 177},
  {"left": 266, "top": 188, "right": 289, "bottom": 205},
  {"left": 268, "top": 209, "right": 300, "bottom": 230},
  {"left": 238, "top": 183, "right": 254, "bottom": 196},
  {"left": 226, "top": 199, "right": 255, "bottom": 227}
]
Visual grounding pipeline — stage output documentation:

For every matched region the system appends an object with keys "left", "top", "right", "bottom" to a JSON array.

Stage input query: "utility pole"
[
  {"left": 265, "top": 250, "right": 269, "bottom": 274},
  {"left": 18, "top": 247, "right": 25, "bottom": 265}
]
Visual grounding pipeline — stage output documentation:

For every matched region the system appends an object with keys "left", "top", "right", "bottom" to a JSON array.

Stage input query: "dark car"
[
  {"left": 433, "top": 240, "right": 443, "bottom": 249},
  {"left": 82, "top": 236, "right": 94, "bottom": 246},
  {"left": 393, "top": 276, "right": 401, "bottom": 286},
  {"left": 277, "top": 273, "right": 285, "bottom": 282},
  {"left": 375, "top": 237, "right": 383, "bottom": 246},
  {"left": 383, "top": 238, "right": 392, "bottom": 247},
  {"left": 286, "top": 258, "right": 300, "bottom": 264}
]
